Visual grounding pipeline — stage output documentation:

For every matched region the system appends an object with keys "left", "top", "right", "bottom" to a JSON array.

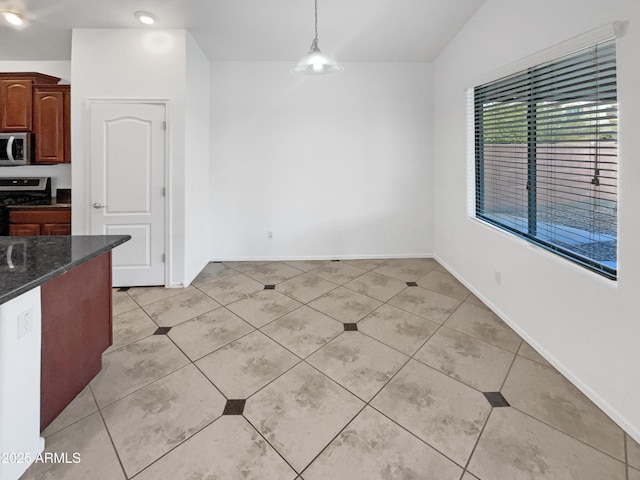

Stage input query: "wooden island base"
[{"left": 39, "top": 252, "right": 112, "bottom": 431}]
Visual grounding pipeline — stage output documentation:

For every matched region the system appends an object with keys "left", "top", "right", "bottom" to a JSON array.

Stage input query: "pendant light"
[{"left": 292, "top": 0, "right": 343, "bottom": 75}]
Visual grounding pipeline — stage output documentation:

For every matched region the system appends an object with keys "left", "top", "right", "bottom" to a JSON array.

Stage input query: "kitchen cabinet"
[
  {"left": 33, "top": 85, "right": 71, "bottom": 164},
  {"left": 41, "top": 223, "right": 71, "bottom": 235},
  {"left": 8, "top": 223, "right": 41, "bottom": 236},
  {"left": 9, "top": 207, "right": 71, "bottom": 236},
  {"left": 0, "top": 73, "right": 60, "bottom": 133}
]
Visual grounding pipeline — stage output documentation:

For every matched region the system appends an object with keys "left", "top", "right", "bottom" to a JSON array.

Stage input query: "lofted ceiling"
[{"left": 0, "top": 0, "right": 486, "bottom": 62}]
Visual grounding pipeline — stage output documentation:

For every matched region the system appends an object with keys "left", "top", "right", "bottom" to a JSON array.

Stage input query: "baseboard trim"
[{"left": 211, "top": 253, "right": 435, "bottom": 262}]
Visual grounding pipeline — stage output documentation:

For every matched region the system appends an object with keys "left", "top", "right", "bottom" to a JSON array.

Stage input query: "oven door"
[{"left": 0, "top": 133, "right": 29, "bottom": 166}]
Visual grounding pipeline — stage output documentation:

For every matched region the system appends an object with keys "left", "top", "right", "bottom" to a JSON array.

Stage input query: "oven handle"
[{"left": 6, "top": 136, "right": 14, "bottom": 162}]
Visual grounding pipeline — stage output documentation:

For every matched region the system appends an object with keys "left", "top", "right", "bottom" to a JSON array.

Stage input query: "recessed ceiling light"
[
  {"left": 2, "top": 11, "right": 24, "bottom": 26},
  {"left": 135, "top": 11, "right": 156, "bottom": 25}
]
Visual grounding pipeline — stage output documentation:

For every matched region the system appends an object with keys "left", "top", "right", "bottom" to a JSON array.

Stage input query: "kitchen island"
[{"left": 0, "top": 235, "right": 129, "bottom": 480}]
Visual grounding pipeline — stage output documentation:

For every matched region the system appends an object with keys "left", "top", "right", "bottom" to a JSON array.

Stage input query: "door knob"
[{"left": 92, "top": 202, "right": 106, "bottom": 209}]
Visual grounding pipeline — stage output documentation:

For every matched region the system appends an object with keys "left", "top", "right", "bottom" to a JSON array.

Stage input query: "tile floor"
[{"left": 22, "top": 258, "right": 640, "bottom": 480}]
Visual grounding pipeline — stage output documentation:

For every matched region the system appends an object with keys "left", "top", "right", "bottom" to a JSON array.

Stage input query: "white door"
[{"left": 89, "top": 102, "right": 166, "bottom": 287}]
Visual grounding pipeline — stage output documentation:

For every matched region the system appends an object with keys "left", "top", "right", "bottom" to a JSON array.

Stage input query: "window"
[{"left": 474, "top": 40, "right": 618, "bottom": 279}]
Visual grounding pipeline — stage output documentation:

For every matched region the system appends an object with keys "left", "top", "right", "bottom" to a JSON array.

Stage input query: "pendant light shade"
[{"left": 292, "top": 0, "right": 343, "bottom": 75}]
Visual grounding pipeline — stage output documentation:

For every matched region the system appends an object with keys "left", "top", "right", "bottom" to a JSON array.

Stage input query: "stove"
[{"left": 0, "top": 177, "right": 52, "bottom": 235}]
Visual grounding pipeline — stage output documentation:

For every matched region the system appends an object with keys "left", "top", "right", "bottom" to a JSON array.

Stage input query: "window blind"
[{"left": 474, "top": 40, "right": 618, "bottom": 279}]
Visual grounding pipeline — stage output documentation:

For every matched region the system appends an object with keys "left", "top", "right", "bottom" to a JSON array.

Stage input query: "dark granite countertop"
[
  {"left": 0, "top": 235, "right": 130, "bottom": 305},
  {"left": 6, "top": 201, "right": 71, "bottom": 210}
]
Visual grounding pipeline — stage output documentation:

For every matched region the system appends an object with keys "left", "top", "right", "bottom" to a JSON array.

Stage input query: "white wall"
[
  {"left": 0, "top": 61, "right": 70, "bottom": 82},
  {"left": 0, "top": 61, "right": 72, "bottom": 193},
  {"left": 184, "top": 33, "right": 212, "bottom": 283},
  {"left": 71, "top": 29, "right": 189, "bottom": 286},
  {"left": 433, "top": 0, "right": 640, "bottom": 440},
  {"left": 210, "top": 62, "right": 433, "bottom": 260}
]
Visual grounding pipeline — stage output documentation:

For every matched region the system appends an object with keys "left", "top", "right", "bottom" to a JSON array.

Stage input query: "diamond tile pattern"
[
  {"left": 168, "top": 308, "right": 254, "bottom": 360},
  {"left": 358, "top": 304, "right": 439, "bottom": 355},
  {"left": 303, "top": 407, "right": 463, "bottom": 480},
  {"left": 90, "top": 335, "right": 189, "bottom": 408},
  {"left": 629, "top": 435, "right": 640, "bottom": 470},
  {"left": 225, "top": 289, "right": 302, "bottom": 328},
  {"left": 468, "top": 408, "right": 625, "bottom": 480},
  {"left": 28, "top": 259, "right": 632, "bottom": 480},
  {"left": 502, "top": 356, "right": 625, "bottom": 460},
  {"left": 133, "top": 416, "right": 297, "bottom": 480},
  {"left": 244, "top": 362, "right": 364, "bottom": 471},
  {"left": 308, "top": 287, "right": 382, "bottom": 323},
  {"left": 276, "top": 272, "right": 337, "bottom": 303},
  {"left": 372, "top": 258, "right": 437, "bottom": 281},
  {"left": 41, "top": 386, "right": 97, "bottom": 438},
  {"left": 127, "top": 285, "right": 194, "bottom": 307},
  {"left": 21, "top": 413, "right": 125, "bottom": 480},
  {"left": 107, "top": 308, "right": 158, "bottom": 353},
  {"left": 307, "top": 332, "right": 408, "bottom": 401},
  {"left": 445, "top": 301, "right": 521, "bottom": 352},
  {"left": 344, "top": 271, "right": 407, "bottom": 302},
  {"left": 143, "top": 289, "right": 221, "bottom": 327},
  {"left": 191, "top": 262, "right": 236, "bottom": 287},
  {"left": 261, "top": 306, "right": 343, "bottom": 358},
  {"left": 388, "top": 286, "right": 462, "bottom": 323},
  {"left": 483, "top": 391, "right": 510, "bottom": 407},
  {"left": 196, "top": 330, "right": 299, "bottom": 398},
  {"left": 101, "top": 365, "right": 225, "bottom": 477},
  {"left": 231, "top": 261, "right": 303, "bottom": 284},
  {"left": 223, "top": 399, "right": 246, "bottom": 415},
  {"left": 416, "top": 269, "right": 471, "bottom": 300},
  {"left": 310, "top": 262, "right": 367, "bottom": 284},
  {"left": 371, "top": 359, "right": 491, "bottom": 465},
  {"left": 197, "top": 274, "right": 264, "bottom": 305},
  {"left": 414, "top": 326, "right": 515, "bottom": 391}
]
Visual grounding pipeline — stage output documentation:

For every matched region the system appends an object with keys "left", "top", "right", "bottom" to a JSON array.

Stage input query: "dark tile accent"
[
  {"left": 117, "top": 287, "right": 130, "bottom": 292},
  {"left": 331, "top": 259, "right": 341, "bottom": 262},
  {"left": 484, "top": 392, "right": 510, "bottom": 407},
  {"left": 343, "top": 323, "right": 358, "bottom": 331},
  {"left": 153, "top": 327, "right": 172, "bottom": 335},
  {"left": 406, "top": 282, "right": 418, "bottom": 287},
  {"left": 264, "top": 285, "right": 276, "bottom": 290},
  {"left": 223, "top": 399, "right": 246, "bottom": 415}
]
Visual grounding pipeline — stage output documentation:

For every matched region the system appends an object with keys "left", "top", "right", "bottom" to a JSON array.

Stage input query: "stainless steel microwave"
[{"left": 0, "top": 133, "right": 30, "bottom": 166}]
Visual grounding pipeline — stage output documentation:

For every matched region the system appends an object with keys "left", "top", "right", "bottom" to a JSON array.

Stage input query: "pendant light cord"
[
  {"left": 310, "top": 0, "right": 320, "bottom": 50},
  {"left": 314, "top": 0, "right": 319, "bottom": 41}
]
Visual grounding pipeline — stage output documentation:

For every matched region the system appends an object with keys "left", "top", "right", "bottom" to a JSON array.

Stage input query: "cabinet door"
[
  {"left": 0, "top": 79, "right": 32, "bottom": 132},
  {"left": 9, "top": 223, "right": 40, "bottom": 236},
  {"left": 42, "top": 223, "right": 71, "bottom": 236},
  {"left": 33, "top": 86, "right": 68, "bottom": 164}
]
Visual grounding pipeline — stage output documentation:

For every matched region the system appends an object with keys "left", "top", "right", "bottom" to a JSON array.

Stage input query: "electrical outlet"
[
  {"left": 17, "top": 308, "right": 33, "bottom": 339},
  {"left": 267, "top": 231, "right": 273, "bottom": 240},
  {"left": 494, "top": 270, "right": 502, "bottom": 285}
]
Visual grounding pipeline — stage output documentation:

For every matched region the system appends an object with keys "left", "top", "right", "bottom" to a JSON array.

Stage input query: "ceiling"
[{"left": 0, "top": 0, "right": 486, "bottom": 62}]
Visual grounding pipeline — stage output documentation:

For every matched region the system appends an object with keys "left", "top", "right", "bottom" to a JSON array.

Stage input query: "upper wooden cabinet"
[
  {"left": 33, "top": 85, "right": 71, "bottom": 164},
  {"left": 0, "top": 73, "right": 60, "bottom": 132}
]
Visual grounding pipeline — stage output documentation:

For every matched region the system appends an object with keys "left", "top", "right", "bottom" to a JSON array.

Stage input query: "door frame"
[{"left": 84, "top": 98, "right": 172, "bottom": 287}]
